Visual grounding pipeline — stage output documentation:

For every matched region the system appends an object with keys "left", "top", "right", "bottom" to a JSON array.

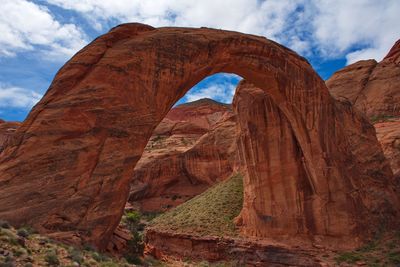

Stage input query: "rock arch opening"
[
  {"left": 0, "top": 23, "right": 397, "bottom": 251},
  {"left": 128, "top": 73, "right": 241, "bottom": 214}
]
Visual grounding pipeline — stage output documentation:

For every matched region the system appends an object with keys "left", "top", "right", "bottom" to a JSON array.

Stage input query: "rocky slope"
[
  {"left": 129, "top": 98, "right": 238, "bottom": 212},
  {"left": 327, "top": 39, "right": 400, "bottom": 118}
]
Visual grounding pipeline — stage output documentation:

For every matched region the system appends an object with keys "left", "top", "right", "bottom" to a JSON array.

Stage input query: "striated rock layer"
[
  {"left": 233, "top": 81, "right": 398, "bottom": 249},
  {"left": 374, "top": 119, "right": 400, "bottom": 180},
  {"left": 0, "top": 120, "right": 21, "bottom": 151},
  {"left": 130, "top": 98, "right": 238, "bottom": 212},
  {"left": 326, "top": 39, "right": 400, "bottom": 118},
  {"left": 0, "top": 23, "right": 398, "bottom": 249},
  {"left": 145, "top": 229, "right": 323, "bottom": 266}
]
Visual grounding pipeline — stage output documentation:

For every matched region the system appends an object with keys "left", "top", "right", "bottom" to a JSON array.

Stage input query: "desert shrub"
[
  {"left": 99, "top": 262, "right": 119, "bottom": 267},
  {"left": 123, "top": 211, "right": 141, "bottom": 233},
  {"left": 83, "top": 243, "right": 95, "bottom": 252},
  {"left": 388, "top": 250, "right": 400, "bottom": 264},
  {"left": 12, "top": 247, "right": 27, "bottom": 256},
  {"left": 335, "top": 251, "right": 362, "bottom": 264},
  {"left": 124, "top": 254, "right": 142, "bottom": 265},
  {"left": 68, "top": 248, "right": 83, "bottom": 264},
  {"left": 16, "top": 228, "right": 29, "bottom": 238},
  {"left": 0, "top": 255, "right": 15, "bottom": 267},
  {"left": 44, "top": 249, "right": 59, "bottom": 266},
  {"left": 0, "top": 220, "right": 10, "bottom": 229},
  {"left": 92, "top": 252, "right": 108, "bottom": 262}
]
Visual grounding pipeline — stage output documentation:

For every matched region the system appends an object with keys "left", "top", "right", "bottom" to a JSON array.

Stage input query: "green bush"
[
  {"left": 124, "top": 211, "right": 141, "bottom": 233},
  {"left": 44, "top": 249, "right": 60, "bottom": 266}
]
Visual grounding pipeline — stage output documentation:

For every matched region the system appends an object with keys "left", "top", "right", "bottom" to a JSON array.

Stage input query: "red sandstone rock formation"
[
  {"left": 0, "top": 120, "right": 20, "bottom": 151},
  {"left": 145, "top": 229, "right": 323, "bottom": 266},
  {"left": 375, "top": 119, "right": 400, "bottom": 180},
  {"left": 130, "top": 99, "right": 238, "bottom": 212},
  {"left": 233, "top": 80, "right": 398, "bottom": 249},
  {"left": 326, "top": 39, "right": 400, "bottom": 117},
  {"left": 0, "top": 23, "right": 398, "bottom": 250}
]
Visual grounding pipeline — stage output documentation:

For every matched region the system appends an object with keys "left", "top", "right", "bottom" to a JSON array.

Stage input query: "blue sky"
[{"left": 0, "top": 0, "right": 399, "bottom": 122}]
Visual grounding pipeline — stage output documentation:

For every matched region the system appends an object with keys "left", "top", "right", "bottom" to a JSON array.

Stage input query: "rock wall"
[
  {"left": 327, "top": 39, "right": 400, "bottom": 118},
  {"left": 145, "top": 229, "right": 323, "bottom": 266},
  {"left": 130, "top": 99, "right": 238, "bottom": 212},
  {"left": 0, "top": 23, "right": 397, "bottom": 249},
  {"left": 233, "top": 81, "right": 398, "bottom": 249},
  {"left": 375, "top": 119, "right": 400, "bottom": 180}
]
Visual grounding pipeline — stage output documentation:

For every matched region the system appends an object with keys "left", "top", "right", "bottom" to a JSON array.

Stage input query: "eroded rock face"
[
  {"left": 0, "top": 23, "right": 398, "bottom": 249},
  {"left": 145, "top": 230, "right": 323, "bottom": 266},
  {"left": 130, "top": 99, "right": 238, "bottom": 212},
  {"left": 375, "top": 119, "right": 400, "bottom": 180},
  {"left": 326, "top": 40, "right": 400, "bottom": 118},
  {"left": 0, "top": 120, "right": 20, "bottom": 151},
  {"left": 233, "top": 81, "right": 398, "bottom": 249}
]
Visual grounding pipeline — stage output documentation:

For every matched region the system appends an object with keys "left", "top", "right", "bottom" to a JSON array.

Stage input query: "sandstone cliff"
[
  {"left": 326, "top": 40, "right": 400, "bottom": 181},
  {"left": 129, "top": 98, "right": 238, "bottom": 212},
  {"left": 327, "top": 39, "right": 400, "bottom": 118}
]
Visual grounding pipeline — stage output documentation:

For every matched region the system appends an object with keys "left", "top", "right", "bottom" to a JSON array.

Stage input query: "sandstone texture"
[
  {"left": 0, "top": 23, "right": 398, "bottom": 250},
  {"left": 233, "top": 80, "right": 398, "bottom": 249},
  {"left": 326, "top": 39, "right": 400, "bottom": 118},
  {"left": 145, "top": 229, "right": 324, "bottom": 266},
  {"left": 129, "top": 98, "right": 238, "bottom": 212},
  {"left": 374, "top": 119, "right": 400, "bottom": 180},
  {"left": 0, "top": 120, "right": 20, "bottom": 151}
]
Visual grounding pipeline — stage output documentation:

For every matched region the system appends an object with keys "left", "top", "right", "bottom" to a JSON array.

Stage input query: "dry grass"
[{"left": 148, "top": 173, "right": 243, "bottom": 237}]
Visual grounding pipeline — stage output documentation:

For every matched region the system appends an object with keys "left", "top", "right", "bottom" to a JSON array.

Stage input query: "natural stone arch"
[{"left": 0, "top": 23, "right": 398, "bottom": 250}]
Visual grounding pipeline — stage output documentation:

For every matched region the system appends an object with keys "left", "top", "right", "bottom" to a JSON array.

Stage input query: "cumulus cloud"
[
  {"left": 44, "top": 0, "right": 399, "bottom": 64},
  {"left": 185, "top": 83, "right": 236, "bottom": 103},
  {"left": 0, "top": 0, "right": 88, "bottom": 59},
  {"left": 0, "top": 84, "right": 42, "bottom": 109},
  {"left": 312, "top": 0, "right": 399, "bottom": 63},
  {"left": 45, "top": 0, "right": 307, "bottom": 52}
]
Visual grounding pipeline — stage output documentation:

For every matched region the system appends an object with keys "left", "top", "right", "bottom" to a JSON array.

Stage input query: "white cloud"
[
  {"left": 45, "top": 0, "right": 307, "bottom": 51},
  {"left": 311, "top": 0, "right": 399, "bottom": 63},
  {"left": 45, "top": 0, "right": 399, "bottom": 65},
  {"left": 0, "top": 84, "right": 42, "bottom": 109},
  {"left": 185, "top": 83, "right": 236, "bottom": 103},
  {"left": 0, "top": 0, "right": 88, "bottom": 59}
]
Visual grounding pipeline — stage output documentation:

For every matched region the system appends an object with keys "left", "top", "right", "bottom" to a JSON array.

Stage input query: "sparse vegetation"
[
  {"left": 334, "top": 231, "right": 400, "bottom": 266},
  {"left": 370, "top": 114, "right": 397, "bottom": 123},
  {"left": 44, "top": 249, "right": 60, "bottom": 266},
  {"left": 0, "top": 220, "right": 135, "bottom": 266},
  {"left": 148, "top": 173, "right": 243, "bottom": 237}
]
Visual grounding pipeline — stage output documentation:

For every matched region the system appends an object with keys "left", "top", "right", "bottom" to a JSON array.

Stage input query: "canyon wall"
[{"left": 129, "top": 99, "right": 238, "bottom": 212}]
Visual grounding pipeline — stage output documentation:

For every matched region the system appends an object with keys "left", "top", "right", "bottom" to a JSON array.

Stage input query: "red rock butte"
[{"left": 0, "top": 23, "right": 398, "bottom": 250}]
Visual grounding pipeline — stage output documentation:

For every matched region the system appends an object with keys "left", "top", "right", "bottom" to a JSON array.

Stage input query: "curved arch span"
[{"left": 0, "top": 23, "right": 397, "bottom": 249}]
